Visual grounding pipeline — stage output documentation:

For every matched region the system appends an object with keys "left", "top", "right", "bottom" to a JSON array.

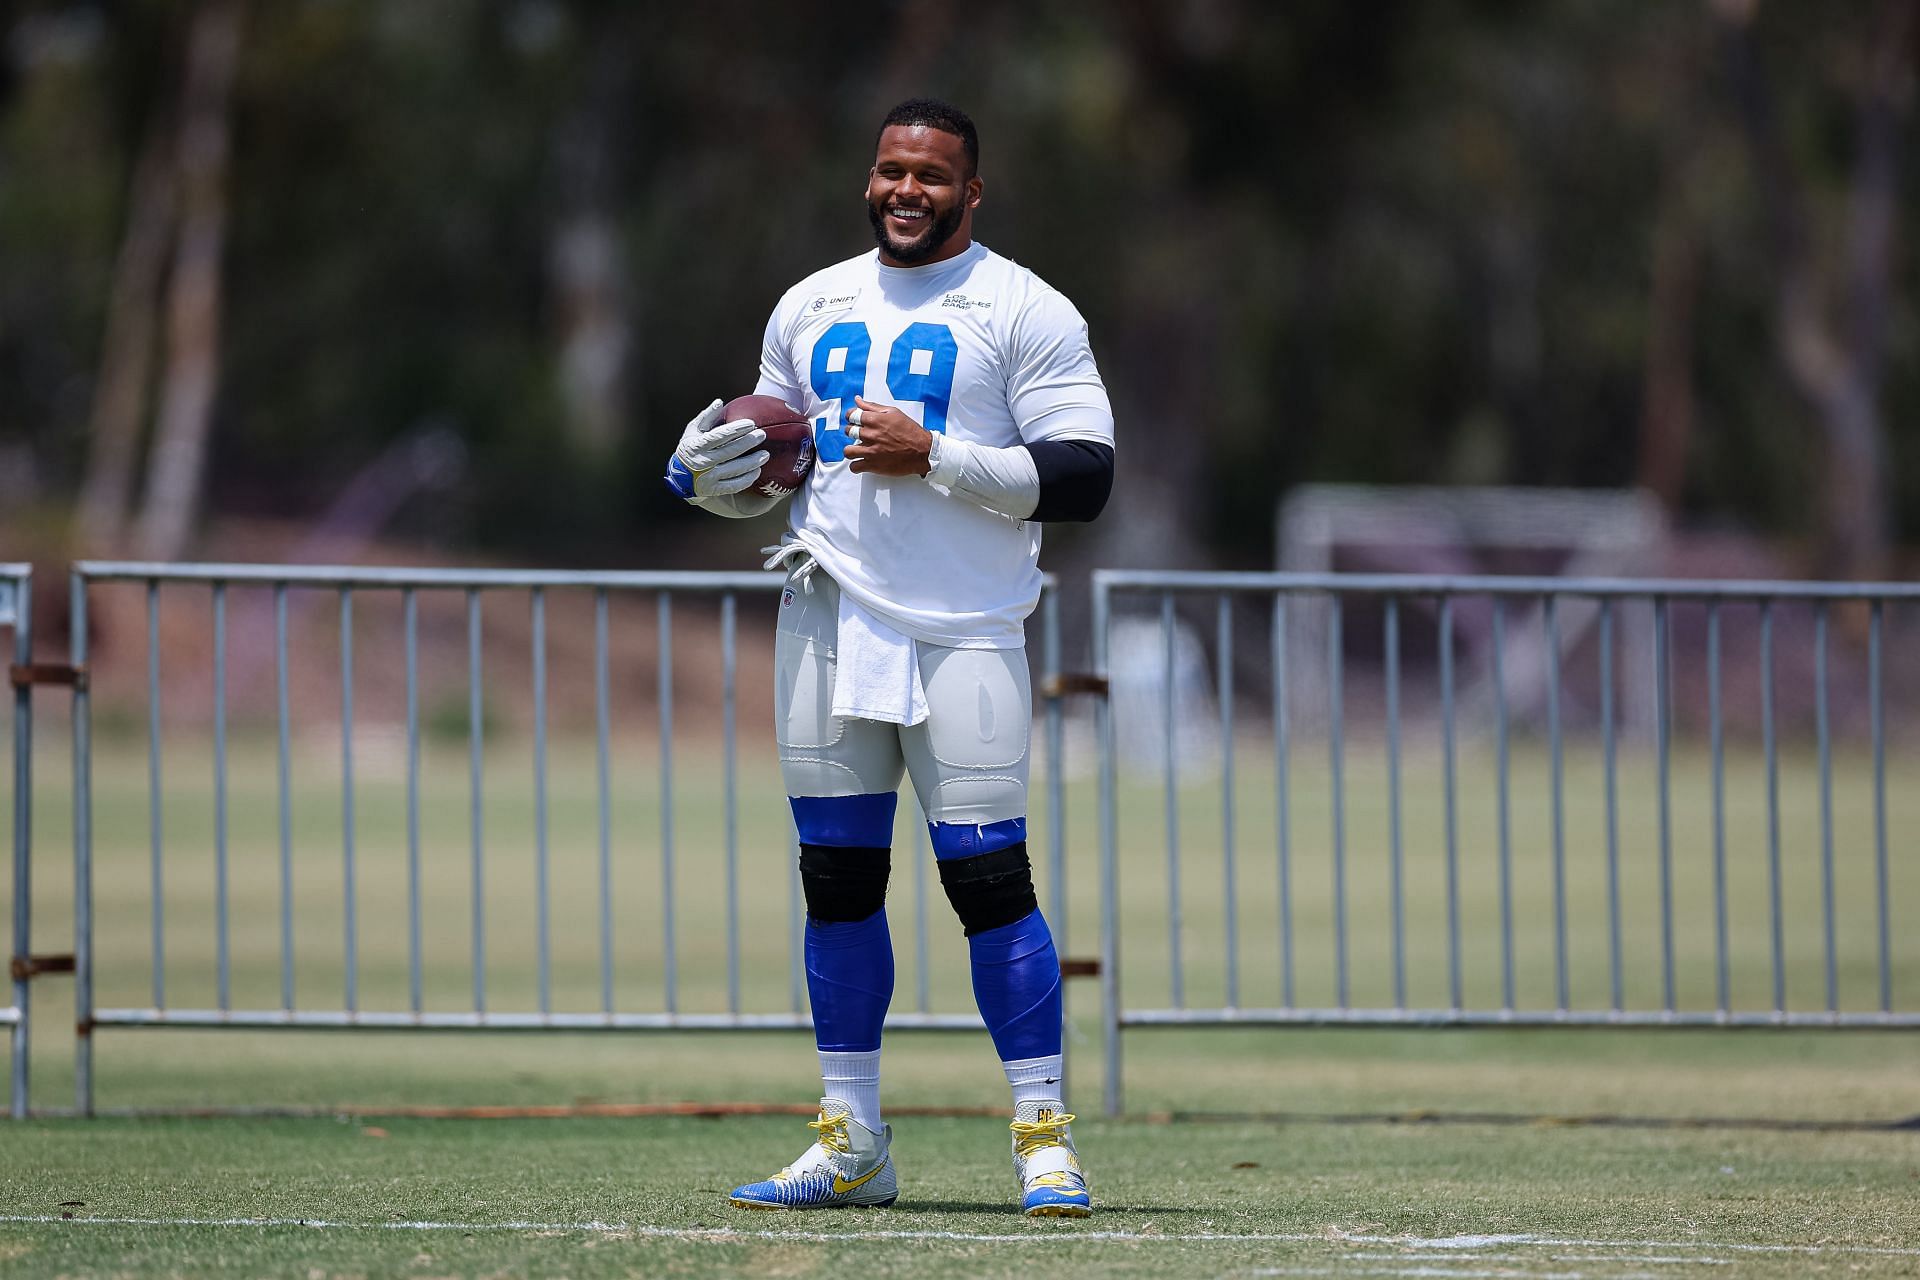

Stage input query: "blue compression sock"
[
  {"left": 967, "top": 907, "right": 1063, "bottom": 1061},
  {"left": 805, "top": 908, "right": 894, "bottom": 1053}
]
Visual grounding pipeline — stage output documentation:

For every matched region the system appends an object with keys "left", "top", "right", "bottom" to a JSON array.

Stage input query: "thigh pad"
[
  {"left": 775, "top": 576, "right": 905, "bottom": 798},
  {"left": 902, "top": 644, "right": 1031, "bottom": 827}
]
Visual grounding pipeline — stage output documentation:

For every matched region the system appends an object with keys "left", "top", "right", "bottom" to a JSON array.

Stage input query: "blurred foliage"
[{"left": 0, "top": 0, "right": 1914, "bottom": 565}]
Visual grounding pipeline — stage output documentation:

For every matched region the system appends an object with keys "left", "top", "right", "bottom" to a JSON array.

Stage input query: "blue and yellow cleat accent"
[
  {"left": 1022, "top": 1171, "right": 1093, "bottom": 1217},
  {"left": 729, "top": 1101, "right": 898, "bottom": 1210},
  {"left": 1012, "top": 1105, "right": 1092, "bottom": 1218}
]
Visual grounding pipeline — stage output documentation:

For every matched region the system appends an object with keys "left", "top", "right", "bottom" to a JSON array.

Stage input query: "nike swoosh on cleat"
[{"left": 832, "top": 1165, "right": 885, "bottom": 1195}]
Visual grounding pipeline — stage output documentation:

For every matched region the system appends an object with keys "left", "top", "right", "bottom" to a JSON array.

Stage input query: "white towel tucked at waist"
[{"left": 831, "top": 592, "right": 929, "bottom": 726}]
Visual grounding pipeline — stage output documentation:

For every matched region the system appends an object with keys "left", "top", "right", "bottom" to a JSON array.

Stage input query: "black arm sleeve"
[{"left": 1026, "top": 439, "right": 1114, "bottom": 523}]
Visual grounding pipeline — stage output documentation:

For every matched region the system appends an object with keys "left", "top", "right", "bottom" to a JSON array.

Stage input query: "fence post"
[
  {"left": 7, "top": 566, "right": 30, "bottom": 1119},
  {"left": 71, "top": 568, "right": 94, "bottom": 1116},
  {"left": 1092, "top": 574, "right": 1122, "bottom": 1117},
  {"left": 1040, "top": 581, "right": 1069, "bottom": 1107}
]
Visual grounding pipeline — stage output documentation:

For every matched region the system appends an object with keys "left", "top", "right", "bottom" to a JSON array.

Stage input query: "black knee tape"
[
  {"left": 798, "top": 844, "right": 891, "bottom": 923},
  {"left": 937, "top": 842, "right": 1038, "bottom": 937}
]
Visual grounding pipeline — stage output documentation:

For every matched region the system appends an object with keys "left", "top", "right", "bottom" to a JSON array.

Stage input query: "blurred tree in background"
[{"left": 0, "top": 0, "right": 1914, "bottom": 572}]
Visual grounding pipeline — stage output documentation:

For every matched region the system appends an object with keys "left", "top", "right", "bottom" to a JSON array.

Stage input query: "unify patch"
[{"left": 807, "top": 291, "right": 859, "bottom": 315}]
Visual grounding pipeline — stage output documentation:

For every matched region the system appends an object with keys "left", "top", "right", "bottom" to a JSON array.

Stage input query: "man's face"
[{"left": 866, "top": 125, "right": 982, "bottom": 266}]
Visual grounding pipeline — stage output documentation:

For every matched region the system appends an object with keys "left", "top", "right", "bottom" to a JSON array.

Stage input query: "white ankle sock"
[
  {"left": 819, "top": 1049, "right": 883, "bottom": 1132},
  {"left": 1003, "top": 1054, "right": 1065, "bottom": 1110}
]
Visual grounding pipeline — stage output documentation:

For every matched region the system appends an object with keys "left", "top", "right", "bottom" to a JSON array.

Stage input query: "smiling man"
[{"left": 665, "top": 98, "right": 1115, "bottom": 1216}]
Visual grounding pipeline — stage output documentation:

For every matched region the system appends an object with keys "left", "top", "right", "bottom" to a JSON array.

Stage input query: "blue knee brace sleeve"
[
  {"left": 806, "top": 909, "right": 893, "bottom": 1053},
  {"left": 792, "top": 794, "right": 897, "bottom": 1053},
  {"left": 967, "top": 907, "right": 1063, "bottom": 1062},
  {"left": 790, "top": 793, "right": 897, "bottom": 848}
]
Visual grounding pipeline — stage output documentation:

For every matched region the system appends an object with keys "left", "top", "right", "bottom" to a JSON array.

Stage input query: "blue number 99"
[
  {"left": 808, "top": 321, "right": 958, "bottom": 461},
  {"left": 809, "top": 321, "right": 871, "bottom": 464},
  {"left": 886, "top": 322, "right": 958, "bottom": 436}
]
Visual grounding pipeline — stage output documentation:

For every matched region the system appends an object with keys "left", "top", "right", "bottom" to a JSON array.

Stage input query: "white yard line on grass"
[
  {"left": 1550, "top": 1257, "right": 1733, "bottom": 1266},
  {"left": 1351, "top": 1258, "right": 1728, "bottom": 1274},
  {"left": 0, "top": 1216, "right": 1913, "bottom": 1258},
  {"left": 1253, "top": 1270, "right": 1658, "bottom": 1280}
]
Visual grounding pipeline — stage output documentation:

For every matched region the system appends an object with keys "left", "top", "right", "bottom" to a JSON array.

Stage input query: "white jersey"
[{"left": 754, "top": 241, "right": 1113, "bottom": 649}]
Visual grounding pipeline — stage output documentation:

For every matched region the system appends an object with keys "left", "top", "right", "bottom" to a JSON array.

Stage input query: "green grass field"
[
  {"left": 3, "top": 730, "right": 1917, "bottom": 1276},
  {"left": 3, "top": 1110, "right": 1916, "bottom": 1279}
]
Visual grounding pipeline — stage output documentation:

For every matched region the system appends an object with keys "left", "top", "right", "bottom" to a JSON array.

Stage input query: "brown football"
[{"left": 723, "top": 394, "right": 814, "bottom": 499}]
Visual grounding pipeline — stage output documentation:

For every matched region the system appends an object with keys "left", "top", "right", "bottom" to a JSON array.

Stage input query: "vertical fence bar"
[
  {"left": 1493, "top": 600, "right": 1513, "bottom": 1011},
  {"left": 1654, "top": 597, "right": 1675, "bottom": 1014},
  {"left": 467, "top": 589, "right": 486, "bottom": 1015},
  {"left": 1093, "top": 578, "right": 1121, "bottom": 1116},
  {"left": 789, "top": 835, "right": 803, "bottom": 1016},
  {"left": 275, "top": 584, "right": 294, "bottom": 1013},
  {"left": 1160, "top": 593, "right": 1182, "bottom": 1008},
  {"left": 1816, "top": 604, "right": 1837, "bottom": 1013},
  {"left": 1385, "top": 596, "right": 1404, "bottom": 1009},
  {"left": 9, "top": 570, "right": 31, "bottom": 1117},
  {"left": 914, "top": 802, "right": 930, "bottom": 1014},
  {"left": 1439, "top": 595, "right": 1460, "bottom": 1011},
  {"left": 72, "top": 570, "right": 94, "bottom": 1114},
  {"left": 1272, "top": 594, "right": 1293, "bottom": 1008},
  {"left": 212, "top": 583, "right": 229, "bottom": 1011},
  {"left": 340, "top": 589, "right": 357, "bottom": 1016},
  {"left": 1218, "top": 594, "right": 1238, "bottom": 1009},
  {"left": 597, "top": 589, "right": 616, "bottom": 1016},
  {"left": 1762, "top": 602, "right": 1784, "bottom": 1013},
  {"left": 1043, "top": 585, "right": 1068, "bottom": 1114},
  {"left": 1329, "top": 594, "right": 1348, "bottom": 1010},
  {"left": 1708, "top": 603, "right": 1729, "bottom": 1015},
  {"left": 404, "top": 589, "right": 422, "bottom": 1016},
  {"left": 1044, "top": 587, "right": 1066, "bottom": 954},
  {"left": 532, "top": 588, "right": 551, "bottom": 1016},
  {"left": 1152, "top": 594, "right": 1182, "bottom": 1005},
  {"left": 1601, "top": 599, "right": 1622, "bottom": 1013},
  {"left": 1545, "top": 595, "right": 1567, "bottom": 1012},
  {"left": 1871, "top": 601, "right": 1890, "bottom": 1013},
  {"left": 720, "top": 592, "right": 738, "bottom": 1016},
  {"left": 1042, "top": 586, "right": 1073, "bottom": 1133},
  {"left": 658, "top": 592, "right": 677, "bottom": 1014},
  {"left": 147, "top": 581, "right": 165, "bottom": 1011}
]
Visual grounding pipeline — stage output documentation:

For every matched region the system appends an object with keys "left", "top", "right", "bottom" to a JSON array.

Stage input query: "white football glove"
[{"left": 664, "top": 399, "right": 768, "bottom": 501}]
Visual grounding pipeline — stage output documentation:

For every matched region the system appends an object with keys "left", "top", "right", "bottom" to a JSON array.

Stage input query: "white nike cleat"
[
  {"left": 729, "top": 1099, "right": 898, "bottom": 1210},
  {"left": 1011, "top": 1101, "right": 1092, "bottom": 1217}
]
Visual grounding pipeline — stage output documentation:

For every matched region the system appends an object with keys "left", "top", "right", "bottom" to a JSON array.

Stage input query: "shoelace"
[
  {"left": 807, "top": 1110, "right": 853, "bottom": 1154},
  {"left": 1010, "top": 1111, "right": 1076, "bottom": 1160},
  {"left": 761, "top": 541, "right": 820, "bottom": 593},
  {"left": 771, "top": 1109, "right": 851, "bottom": 1181}
]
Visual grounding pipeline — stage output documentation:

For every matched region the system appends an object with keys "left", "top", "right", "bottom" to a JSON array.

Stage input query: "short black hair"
[{"left": 877, "top": 98, "right": 978, "bottom": 176}]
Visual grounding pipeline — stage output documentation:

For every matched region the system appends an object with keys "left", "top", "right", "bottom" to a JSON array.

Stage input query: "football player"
[{"left": 666, "top": 98, "right": 1114, "bottom": 1216}]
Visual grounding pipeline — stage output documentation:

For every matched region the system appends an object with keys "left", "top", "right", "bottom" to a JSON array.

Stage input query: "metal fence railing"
[
  {"left": 64, "top": 562, "right": 1067, "bottom": 1116},
  {"left": 1091, "top": 571, "right": 1920, "bottom": 1116},
  {"left": 2, "top": 564, "right": 31, "bottom": 1119},
  {"left": 15, "top": 561, "right": 1916, "bottom": 1118}
]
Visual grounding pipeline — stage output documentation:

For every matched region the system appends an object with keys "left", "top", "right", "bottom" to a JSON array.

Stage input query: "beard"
[{"left": 867, "top": 197, "right": 966, "bottom": 264}]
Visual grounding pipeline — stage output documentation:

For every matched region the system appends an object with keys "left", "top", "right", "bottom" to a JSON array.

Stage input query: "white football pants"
[{"left": 775, "top": 575, "right": 1031, "bottom": 827}]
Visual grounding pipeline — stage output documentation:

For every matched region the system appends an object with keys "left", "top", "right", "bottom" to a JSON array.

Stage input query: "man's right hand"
[{"left": 665, "top": 399, "right": 769, "bottom": 501}]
